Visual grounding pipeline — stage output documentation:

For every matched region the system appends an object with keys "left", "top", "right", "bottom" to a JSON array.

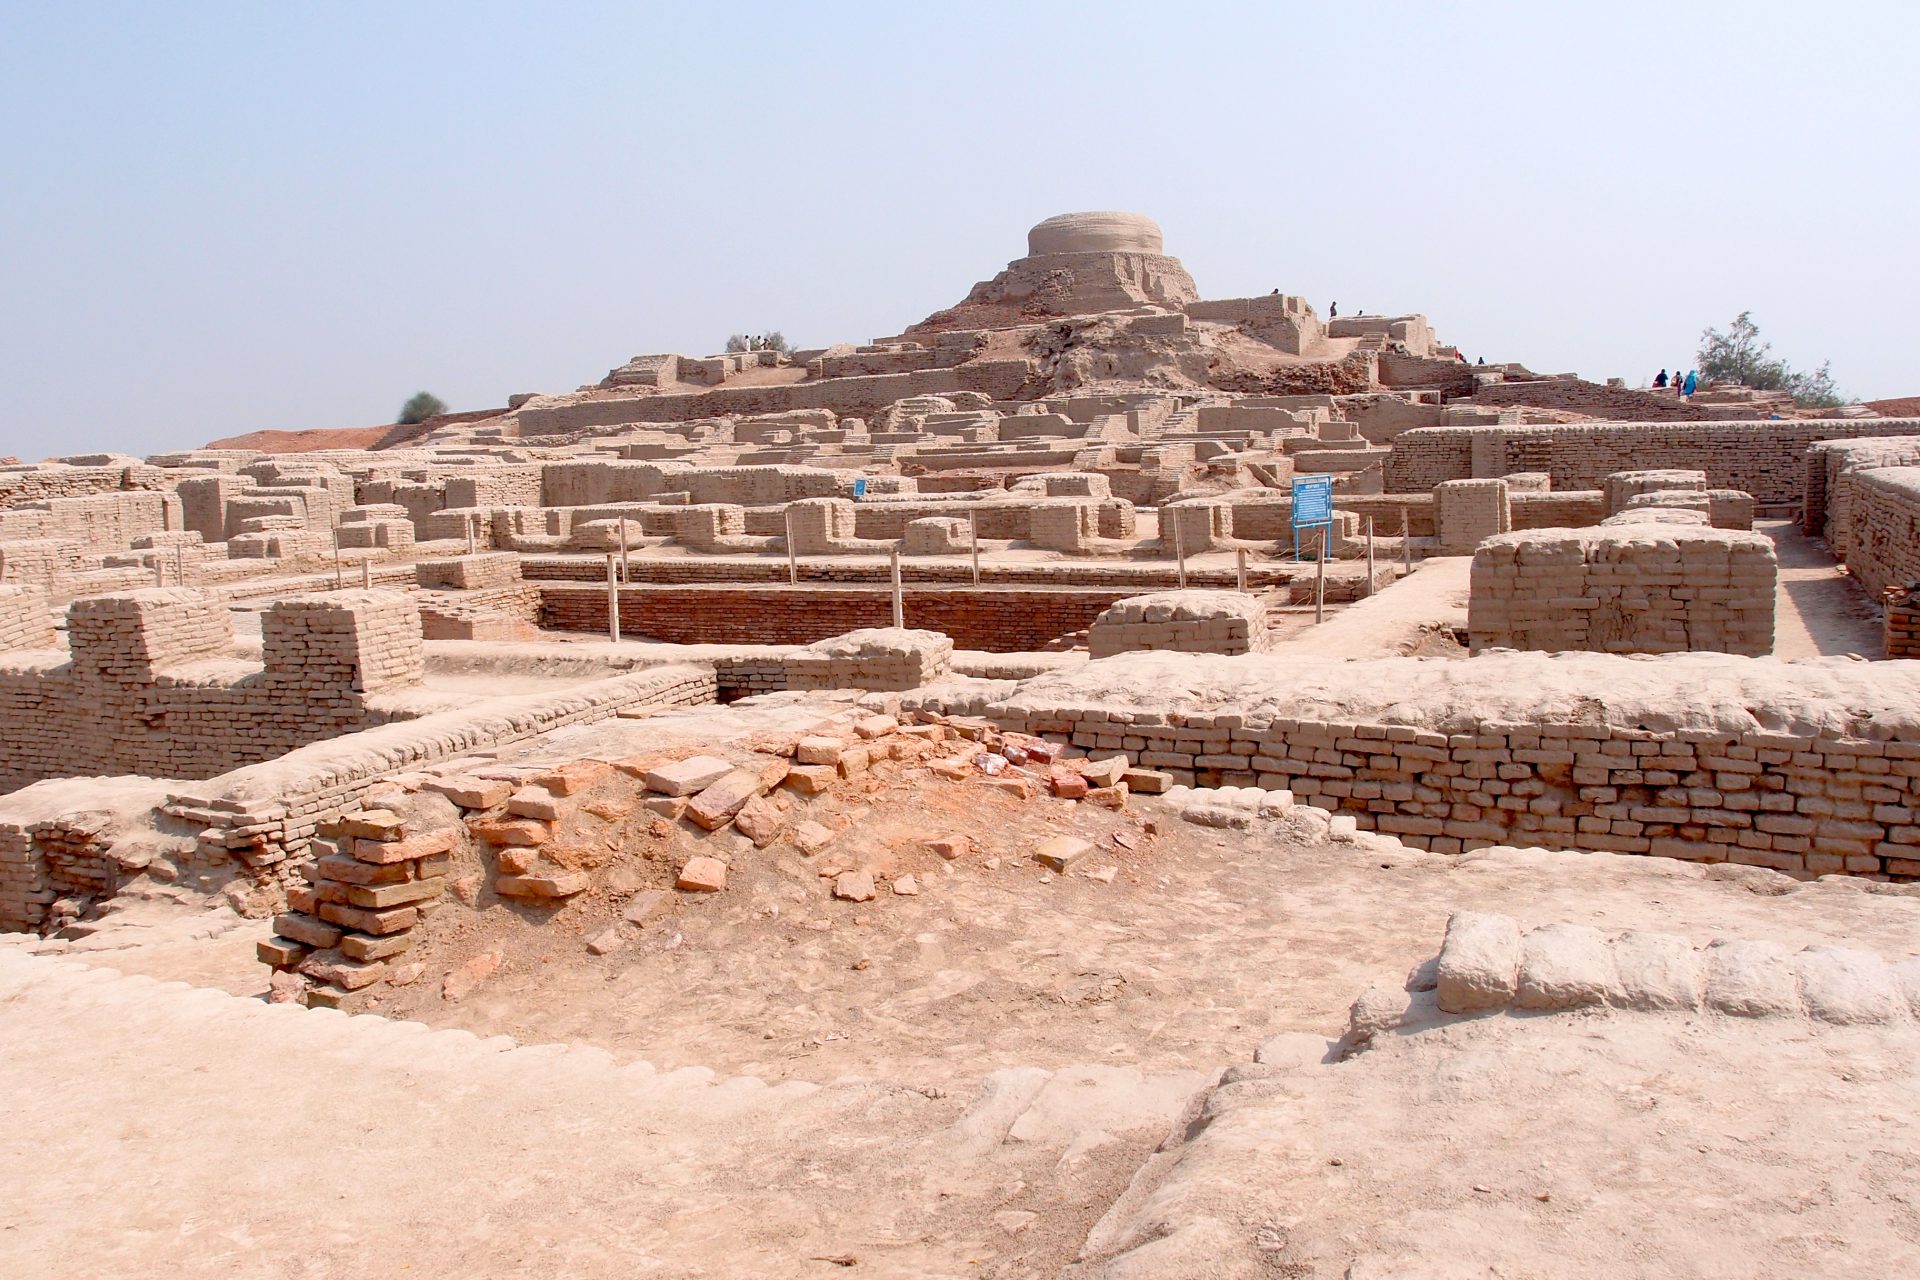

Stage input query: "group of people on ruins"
[{"left": 1654, "top": 368, "right": 1699, "bottom": 397}]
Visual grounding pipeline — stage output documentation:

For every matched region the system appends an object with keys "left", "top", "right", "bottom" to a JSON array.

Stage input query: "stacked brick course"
[
  {"left": 1088, "top": 591, "right": 1270, "bottom": 658},
  {"left": 906, "top": 653, "right": 1920, "bottom": 877},
  {"left": 0, "top": 589, "right": 428, "bottom": 789},
  {"left": 1885, "top": 585, "right": 1920, "bottom": 659},
  {"left": 1386, "top": 419, "right": 1920, "bottom": 502},
  {"left": 263, "top": 808, "right": 457, "bottom": 1006},
  {"left": 0, "top": 586, "right": 58, "bottom": 651},
  {"left": 1468, "top": 526, "right": 1776, "bottom": 655},
  {"left": 1844, "top": 467, "right": 1920, "bottom": 597},
  {"left": 1434, "top": 479, "right": 1511, "bottom": 552},
  {"left": 784, "top": 628, "right": 952, "bottom": 691},
  {"left": 165, "top": 665, "right": 718, "bottom": 878}
]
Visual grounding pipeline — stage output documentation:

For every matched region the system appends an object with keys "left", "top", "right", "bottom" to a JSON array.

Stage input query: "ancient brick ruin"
[{"left": 8, "top": 209, "right": 1920, "bottom": 1278}]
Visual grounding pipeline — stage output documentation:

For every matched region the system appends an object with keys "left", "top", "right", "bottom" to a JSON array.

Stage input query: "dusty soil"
[
  {"left": 354, "top": 755, "right": 1920, "bottom": 1094},
  {"left": 202, "top": 424, "right": 395, "bottom": 452},
  {"left": 1865, "top": 396, "right": 1920, "bottom": 417},
  {"left": 1763, "top": 518, "right": 1887, "bottom": 658}
]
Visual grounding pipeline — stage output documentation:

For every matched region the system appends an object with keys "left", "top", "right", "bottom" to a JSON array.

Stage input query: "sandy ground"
[
  {"left": 1075, "top": 1007, "right": 1920, "bottom": 1278},
  {"left": 0, "top": 946, "right": 1205, "bottom": 1279},
  {"left": 7, "top": 792, "right": 1919, "bottom": 1276},
  {"left": 1271, "top": 555, "right": 1469, "bottom": 656},
  {"left": 1762, "top": 518, "right": 1885, "bottom": 658}
]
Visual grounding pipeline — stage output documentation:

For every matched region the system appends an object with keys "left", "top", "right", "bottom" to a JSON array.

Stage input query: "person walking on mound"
[{"left": 1683, "top": 370, "right": 1699, "bottom": 398}]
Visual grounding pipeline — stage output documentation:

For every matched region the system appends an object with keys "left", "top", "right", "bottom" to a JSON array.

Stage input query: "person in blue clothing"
[{"left": 1683, "top": 370, "right": 1699, "bottom": 398}]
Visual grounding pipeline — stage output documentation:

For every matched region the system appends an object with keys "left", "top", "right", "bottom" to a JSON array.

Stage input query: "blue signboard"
[
  {"left": 1291, "top": 475, "right": 1334, "bottom": 559},
  {"left": 852, "top": 477, "right": 868, "bottom": 500}
]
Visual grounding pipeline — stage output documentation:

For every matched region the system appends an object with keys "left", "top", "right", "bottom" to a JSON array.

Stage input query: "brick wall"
[
  {"left": 513, "top": 361, "right": 1034, "bottom": 433},
  {"left": 539, "top": 584, "right": 1137, "bottom": 651},
  {"left": 1843, "top": 467, "right": 1920, "bottom": 598},
  {"left": 162, "top": 666, "right": 718, "bottom": 883},
  {"left": 1386, "top": 418, "right": 1920, "bottom": 501},
  {"left": 0, "top": 589, "right": 427, "bottom": 790},
  {"left": 1469, "top": 526, "right": 1776, "bottom": 655},
  {"left": 905, "top": 654, "right": 1920, "bottom": 877},
  {"left": 1805, "top": 437, "right": 1920, "bottom": 552},
  {"left": 1885, "top": 586, "right": 1920, "bottom": 659}
]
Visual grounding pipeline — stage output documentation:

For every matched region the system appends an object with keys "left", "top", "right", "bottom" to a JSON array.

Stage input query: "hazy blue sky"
[{"left": 2, "top": 1, "right": 1914, "bottom": 460}]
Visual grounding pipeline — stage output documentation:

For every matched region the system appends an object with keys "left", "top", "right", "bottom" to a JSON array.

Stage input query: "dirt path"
[
  {"left": 1763, "top": 518, "right": 1884, "bottom": 658},
  {"left": 1270, "top": 554, "right": 1469, "bottom": 656}
]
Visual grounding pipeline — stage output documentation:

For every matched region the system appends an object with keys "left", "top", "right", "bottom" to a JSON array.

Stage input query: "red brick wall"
[{"left": 540, "top": 584, "right": 1136, "bottom": 651}]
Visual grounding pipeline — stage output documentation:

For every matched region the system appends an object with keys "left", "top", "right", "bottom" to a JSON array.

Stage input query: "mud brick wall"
[
  {"left": 1604, "top": 470, "right": 1707, "bottom": 514},
  {"left": 1843, "top": 468, "right": 1920, "bottom": 598},
  {"left": 0, "top": 590, "right": 427, "bottom": 790},
  {"left": 416, "top": 552, "right": 521, "bottom": 591},
  {"left": 0, "top": 824, "right": 46, "bottom": 930},
  {"left": 1886, "top": 586, "right": 1920, "bottom": 659},
  {"left": 1805, "top": 437, "right": 1920, "bottom": 551},
  {"left": 0, "top": 586, "right": 58, "bottom": 650},
  {"left": 1469, "top": 527, "right": 1776, "bottom": 656},
  {"left": 14, "top": 491, "right": 177, "bottom": 552},
  {"left": 540, "top": 584, "right": 1139, "bottom": 651},
  {"left": 525, "top": 556, "right": 1305, "bottom": 592},
  {"left": 164, "top": 666, "right": 718, "bottom": 877},
  {"left": 1088, "top": 591, "right": 1270, "bottom": 658},
  {"left": 0, "top": 463, "right": 167, "bottom": 509},
  {"left": 444, "top": 468, "right": 541, "bottom": 509},
  {"left": 1434, "top": 479, "right": 1510, "bottom": 552},
  {"left": 1510, "top": 491, "right": 1606, "bottom": 530},
  {"left": 911, "top": 675, "right": 1920, "bottom": 879},
  {"left": 263, "top": 592, "right": 424, "bottom": 695},
  {"left": 514, "top": 362, "right": 1034, "bottom": 432},
  {"left": 1386, "top": 419, "right": 1920, "bottom": 502},
  {"left": 784, "top": 628, "right": 953, "bottom": 691}
]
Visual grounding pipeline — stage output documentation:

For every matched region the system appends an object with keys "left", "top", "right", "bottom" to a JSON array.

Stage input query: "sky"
[{"left": 1, "top": 1, "right": 1915, "bottom": 460}]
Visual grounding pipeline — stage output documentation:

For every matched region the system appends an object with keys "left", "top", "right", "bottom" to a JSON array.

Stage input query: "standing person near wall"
[
  {"left": 1683, "top": 370, "right": 1699, "bottom": 398},
  {"left": 1328, "top": 301, "right": 1338, "bottom": 319}
]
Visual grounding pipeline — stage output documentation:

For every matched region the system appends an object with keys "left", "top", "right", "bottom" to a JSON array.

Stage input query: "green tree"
[
  {"left": 396, "top": 391, "right": 448, "bottom": 424},
  {"left": 1696, "top": 313, "right": 1846, "bottom": 409}
]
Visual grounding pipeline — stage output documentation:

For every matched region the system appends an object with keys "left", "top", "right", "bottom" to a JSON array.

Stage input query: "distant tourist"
[
  {"left": 1457, "top": 350, "right": 1469, "bottom": 363},
  {"left": 1654, "top": 369, "right": 1669, "bottom": 388},
  {"left": 1476, "top": 356, "right": 1485, "bottom": 365},
  {"left": 1683, "top": 370, "right": 1699, "bottom": 398},
  {"left": 1328, "top": 302, "right": 1338, "bottom": 319}
]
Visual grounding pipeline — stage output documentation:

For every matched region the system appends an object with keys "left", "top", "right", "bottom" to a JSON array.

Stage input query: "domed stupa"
[
  {"left": 1025, "top": 210, "right": 1167, "bottom": 257},
  {"left": 907, "top": 209, "right": 1200, "bottom": 334}
]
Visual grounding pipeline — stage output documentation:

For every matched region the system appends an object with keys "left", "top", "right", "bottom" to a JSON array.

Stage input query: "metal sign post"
[
  {"left": 1171, "top": 513, "right": 1187, "bottom": 589},
  {"left": 617, "top": 517, "right": 630, "bottom": 583},
  {"left": 1291, "top": 474, "right": 1335, "bottom": 562},
  {"left": 1236, "top": 547, "right": 1248, "bottom": 593},
  {"left": 890, "top": 549, "right": 904, "bottom": 628}
]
